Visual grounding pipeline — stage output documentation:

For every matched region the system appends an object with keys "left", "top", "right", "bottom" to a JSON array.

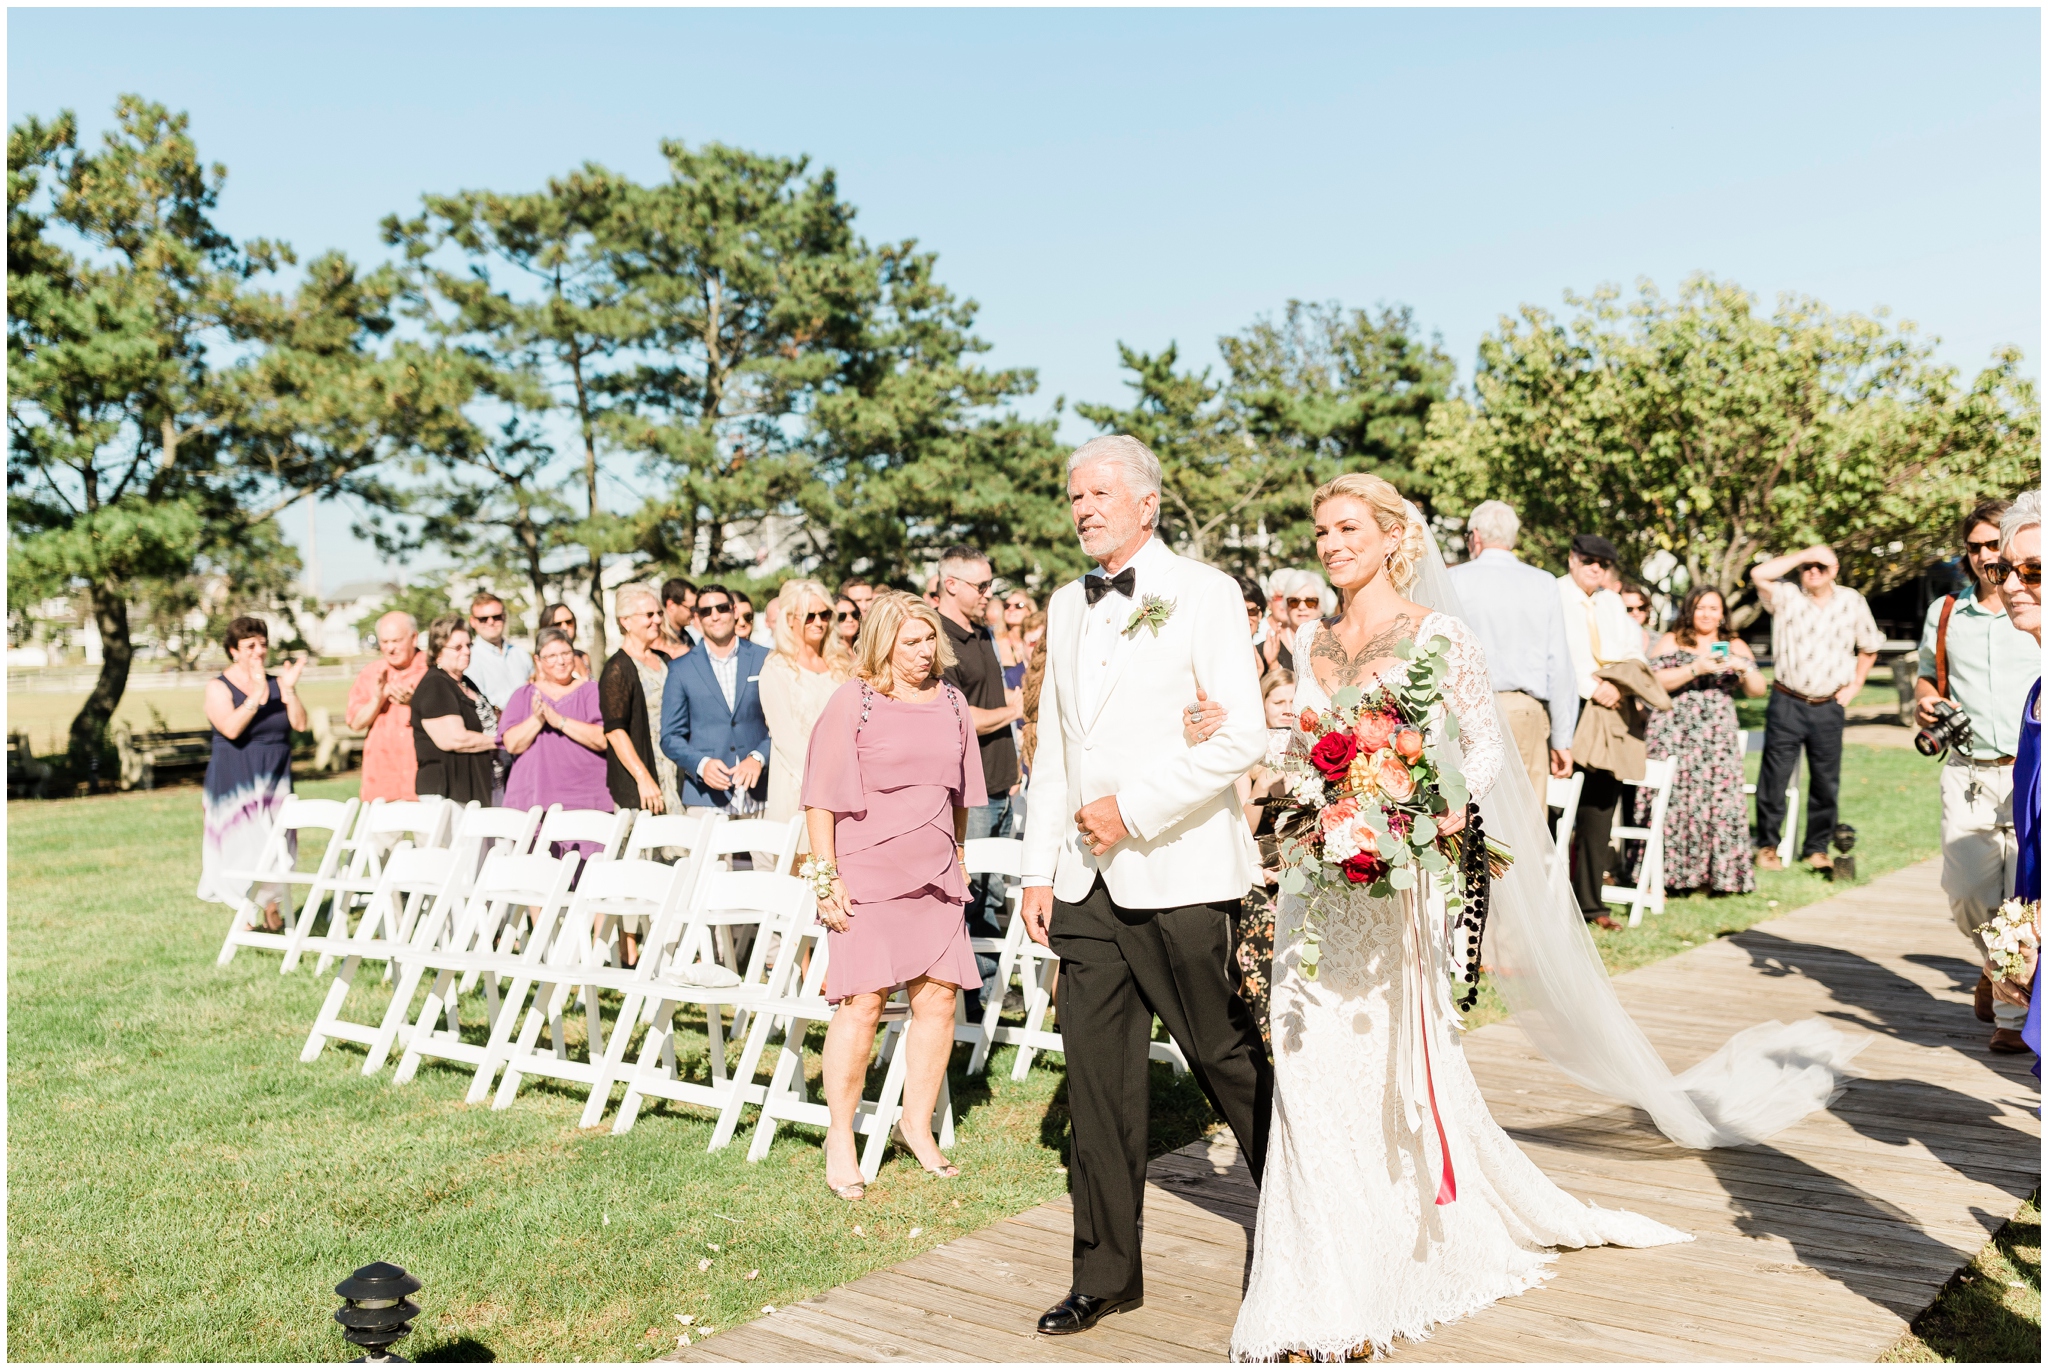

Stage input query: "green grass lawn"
[{"left": 5, "top": 743, "right": 2023, "bottom": 1361}]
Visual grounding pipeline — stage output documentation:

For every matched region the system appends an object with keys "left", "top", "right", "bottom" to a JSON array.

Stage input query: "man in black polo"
[{"left": 936, "top": 544, "right": 1024, "bottom": 1016}]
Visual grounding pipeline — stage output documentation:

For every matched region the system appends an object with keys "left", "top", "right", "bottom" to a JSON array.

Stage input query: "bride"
[{"left": 1206, "top": 473, "right": 1866, "bottom": 1362}]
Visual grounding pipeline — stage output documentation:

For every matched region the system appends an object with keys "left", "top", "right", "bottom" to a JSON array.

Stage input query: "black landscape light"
[{"left": 334, "top": 1261, "right": 421, "bottom": 1363}]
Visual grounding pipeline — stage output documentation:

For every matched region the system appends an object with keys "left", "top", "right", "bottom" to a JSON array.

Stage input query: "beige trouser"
[
  {"left": 1495, "top": 691, "right": 1553, "bottom": 823},
  {"left": 1939, "top": 758, "right": 2023, "bottom": 1028}
]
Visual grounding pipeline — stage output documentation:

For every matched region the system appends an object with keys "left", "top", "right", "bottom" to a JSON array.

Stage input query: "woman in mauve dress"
[
  {"left": 803, "top": 591, "right": 986, "bottom": 1199},
  {"left": 501, "top": 625, "right": 613, "bottom": 860},
  {"left": 198, "top": 615, "right": 309, "bottom": 927}
]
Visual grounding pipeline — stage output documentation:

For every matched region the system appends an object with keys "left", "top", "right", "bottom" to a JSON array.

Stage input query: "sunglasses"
[
  {"left": 950, "top": 575, "right": 994, "bottom": 596},
  {"left": 472, "top": 611, "right": 506, "bottom": 624},
  {"left": 1967, "top": 537, "right": 2003, "bottom": 554},
  {"left": 1282, "top": 596, "right": 1320, "bottom": 610},
  {"left": 801, "top": 609, "right": 830, "bottom": 625},
  {"left": 737, "top": 611, "right": 754, "bottom": 623},
  {"left": 1993, "top": 559, "right": 2043, "bottom": 590},
  {"left": 697, "top": 600, "right": 733, "bottom": 615},
  {"left": 1624, "top": 604, "right": 1649, "bottom": 616},
  {"left": 835, "top": 609, "right": 861, "bottom": 622}
]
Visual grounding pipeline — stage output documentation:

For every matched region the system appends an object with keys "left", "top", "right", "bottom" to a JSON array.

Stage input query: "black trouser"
[
  {"left": 1756, "top": 689, "right": 1844, "bottom": 859},
  {"left": 1049, "top": 877, "right": 1273, "bottom": 1301},
  {"left": 1571, "top": 764, "right": 1626, "bottom": 919}
]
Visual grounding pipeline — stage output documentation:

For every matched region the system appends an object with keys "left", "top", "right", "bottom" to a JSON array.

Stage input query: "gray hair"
[
  {"left": 1067, "top": 435, "right": 1163, "bottom": 517},
  {"left": 613, "top": 583, "right": 658, "bottom": 620},
  {"left": 1267, "top": 566, "right": 1332, "bottom": 613},
  {"left": 1467, "top": 500, "right": 1521, "bottom": 552},
  {"left": 2000, "top": 490, "right": 2041, "bottom": 554}
]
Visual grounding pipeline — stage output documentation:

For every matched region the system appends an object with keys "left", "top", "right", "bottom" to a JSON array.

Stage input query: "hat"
[{"left": 1570, "top": 533, "right": 1620, "bottom": 563}]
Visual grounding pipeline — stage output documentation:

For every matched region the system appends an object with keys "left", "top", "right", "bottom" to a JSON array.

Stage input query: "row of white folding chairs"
[
  {"left": 958, "top": 838, "right": 1190, "bottom": 1083},
  {"left": 295, "top": 815, "right": 942, "bottom": 1172}
]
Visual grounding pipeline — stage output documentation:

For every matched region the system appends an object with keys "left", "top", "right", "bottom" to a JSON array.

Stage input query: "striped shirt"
[{"left": 1762, "top": 581, "right": 1883, "bottom": 698}]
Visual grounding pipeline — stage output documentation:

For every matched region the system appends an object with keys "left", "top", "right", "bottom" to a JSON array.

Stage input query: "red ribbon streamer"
[{"left": 1419, "top": 994, "right": 1458, "bottom": 1206}]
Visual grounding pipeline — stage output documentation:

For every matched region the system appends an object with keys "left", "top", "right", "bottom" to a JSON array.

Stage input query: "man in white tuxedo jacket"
[{"left": 1020, "top": 435, "right": 1273, "bottom": 1336}]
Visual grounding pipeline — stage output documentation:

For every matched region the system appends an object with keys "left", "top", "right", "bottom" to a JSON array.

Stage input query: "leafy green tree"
[
  {"left": 1416, "top": 275, "right": 2041, "bottom": 619},
  {"left": 802, "top": 241, "right": 1077, "bottom": 587},
  {"left": 9, "top": 97, "right": 405, "bottom": 760},
  {"left": 384, "top": 168, "right": 638, "bottom": 653},
  {"left": 137, "top": 517, "right": 303, "bottom": 670}
]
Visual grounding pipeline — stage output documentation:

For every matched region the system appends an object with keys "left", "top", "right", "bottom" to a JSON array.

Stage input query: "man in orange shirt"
[{"left": 346, "top": 611, "right": 431, "bottom": 802}]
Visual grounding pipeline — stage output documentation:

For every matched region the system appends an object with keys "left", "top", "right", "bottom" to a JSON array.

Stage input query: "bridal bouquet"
[
  {"left": 1979, "top": 898, "right": 2040, "bottom": 983},
  {"left": 1269, "top": 632, "right": 1512, "bottom": 979}
]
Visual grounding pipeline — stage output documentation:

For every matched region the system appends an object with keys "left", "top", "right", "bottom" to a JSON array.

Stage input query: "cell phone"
[{"left": 1710, "top": 642, "right": 1730, "bottom": 662}]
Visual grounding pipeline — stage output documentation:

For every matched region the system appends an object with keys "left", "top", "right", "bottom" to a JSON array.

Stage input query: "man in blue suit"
[{"left": 660, "top": 583, "right": 772, "bottom": 817}]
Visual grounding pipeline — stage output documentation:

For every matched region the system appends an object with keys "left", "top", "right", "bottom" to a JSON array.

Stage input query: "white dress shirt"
[
  {"left": 467, "top": 635, "right": 532, "bottom": 710},
  {"left": 1447, "top": 548, "right": 1579, "bottom": 751},
  {"left": 1077, "top": 534, "right": 1175, "bottom": 724},
  {"left": 1557, "top": 573, "right": 1645, "bottom": 698}
]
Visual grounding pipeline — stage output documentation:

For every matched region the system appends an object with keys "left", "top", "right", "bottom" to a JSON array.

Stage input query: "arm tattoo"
[{"left": 1309, "top": 613, "right": 1417, "bottom": 689}]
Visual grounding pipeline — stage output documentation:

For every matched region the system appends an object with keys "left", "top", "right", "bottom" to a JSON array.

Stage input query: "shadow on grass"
[{"left": 415, "top": 1334, "right": 498, "bottom": 1361}]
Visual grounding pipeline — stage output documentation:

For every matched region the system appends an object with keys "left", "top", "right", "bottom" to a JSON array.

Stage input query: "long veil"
[{"left": 1406, "top": 508, "right": 1869, "bottom": 1148}]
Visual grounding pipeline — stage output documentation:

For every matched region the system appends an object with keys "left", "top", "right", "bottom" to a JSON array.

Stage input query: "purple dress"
[
  {"left": 801, "top": 678, "right": 988, "bottom": 1003},
  {"left": 500, "top": 682, "right": 613, "bottom": 858}
]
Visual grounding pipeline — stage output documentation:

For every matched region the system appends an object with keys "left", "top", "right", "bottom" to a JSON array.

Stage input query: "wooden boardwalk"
[{"left": 674, "top": 858, "right": 2041, "bottom": 1362}]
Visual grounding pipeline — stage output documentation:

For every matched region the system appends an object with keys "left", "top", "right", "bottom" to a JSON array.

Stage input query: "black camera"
[{"left": 1915, "top": 699, "right": 1974, "bottom": 757}]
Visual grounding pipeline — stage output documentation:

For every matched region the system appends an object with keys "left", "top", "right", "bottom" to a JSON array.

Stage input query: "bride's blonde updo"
[{"left": 1311, "top": 471, "right": 1427, "bottom": 593}]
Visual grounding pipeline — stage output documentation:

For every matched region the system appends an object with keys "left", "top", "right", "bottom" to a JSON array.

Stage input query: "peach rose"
[
  {"left": 1319, "top": 798, "right": 1359, "bottom": 831},
  {"left": 1377, "top": 754, "right": 1416, "bottom": 802},
  {"left": 1394, "top": 729, "right": 1424, "bottom": 762},
  {"left": 1355, "top": 711, "right": 1397, "bottom": 752},
  {"left": 1298, "top": 707, "right": 1321, "bottom": 733}
]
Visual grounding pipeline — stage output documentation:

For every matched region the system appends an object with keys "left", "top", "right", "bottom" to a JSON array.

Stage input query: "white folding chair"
[
  {"left": 1603, "top": 757, "right": 1675, "bottom": 926},
  {"left": 215, "top": 796, "right": 361, "bottom": 970},
  {"left": 449, "top": 802, "right": 543, "bottom": 873},
  {"left": 368, "top": 852, "right": 580, "bottom": 1081},
  {"left": 299, "top": 846, "right": 470, "bottom": 1065},
  {"left": 488, "top": 851, "right": 716, "bottom": 1123},
  {"left": 1740, "top": 730, "right": 1799, "bottom": 866},
  {"left": 740, "top": 914, "right": 960, "bottom": 1182},
  {"left": 534, "top": 805, "right": 633, "bottom": 861},
  {"left": 300, "top": 799, "right": 457, "bottom": 972},
  {"left": 1546, "top": 771, "right": 1585, "bottom": 860},
  {"left": 705, "top": 814, "right": 805, "bottom": 874},
  {"left": 623, "top": 809, "right": 719, "bottom": 863},
  {"left": 959, "top": 837, "right": 1024, "bottom": 1060},
  {"left": 610, "top": 871, "right": 819, "bottom": 1146}
]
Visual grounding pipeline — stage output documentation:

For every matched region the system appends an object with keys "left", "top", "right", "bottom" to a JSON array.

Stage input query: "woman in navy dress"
[{"left": 197, "top": 615, "right": 308, "bottom": 929}]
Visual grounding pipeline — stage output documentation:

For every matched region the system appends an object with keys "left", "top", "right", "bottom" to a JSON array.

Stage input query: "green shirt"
[{"left": 1916, "top": 585, "right": 2041, "bottom": 759}]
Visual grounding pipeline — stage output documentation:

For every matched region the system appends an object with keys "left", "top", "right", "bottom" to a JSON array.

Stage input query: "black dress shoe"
[{"left": 1036, "top": 1291, "right": 1141, "bottom": 1335}]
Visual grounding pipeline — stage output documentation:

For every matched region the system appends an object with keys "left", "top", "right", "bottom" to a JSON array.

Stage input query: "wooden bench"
[
  {"left": 113, "top": 724, "right": 214, "bottom": 791},
  {"left": 7, "top": 732, "right": 53, "bottom": 800},
  {"left": 309, "top": 707, "right": 367, "bottom": 773}
]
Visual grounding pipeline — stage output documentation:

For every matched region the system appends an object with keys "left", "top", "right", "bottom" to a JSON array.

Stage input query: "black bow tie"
[{"left": 1085, "top": 567, "right": 1137, "bottom": 605}]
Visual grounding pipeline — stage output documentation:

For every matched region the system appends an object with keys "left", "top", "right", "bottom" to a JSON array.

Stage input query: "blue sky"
[{"left": 9, "top": 5, "right": 2040, "bottom": 585}]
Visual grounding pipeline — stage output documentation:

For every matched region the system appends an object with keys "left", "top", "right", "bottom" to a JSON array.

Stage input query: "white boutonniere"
[{"left": 1124, "top": 593, "right": 1176, "bottom": 638}]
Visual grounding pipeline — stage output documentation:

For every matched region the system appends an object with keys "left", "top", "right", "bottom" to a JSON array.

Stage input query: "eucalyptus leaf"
[
  {"left": 1367, "top": 879, "right": 1394, "bottom": 898},
  {"left": 1393, "top": 639, "right": 1414, "bottom": 660},
  {"left": 1417, "top": 847, "right": 1448, "bottom": 873},
  {"left": 1411, "top": 814, "right": 1438, "bottom": 844},
  {"left": 1374, "top": 830, "right": 1405, "bottom": 860},
  {"left": 1331, "top": 685, "right": 1363, "bottom": 711},
  {"left": 1388, "top": 865, "right": 1416, "bottom": 890},
  {"left": 1278, "top": 867, "right": 1307, "bottom": 895}
]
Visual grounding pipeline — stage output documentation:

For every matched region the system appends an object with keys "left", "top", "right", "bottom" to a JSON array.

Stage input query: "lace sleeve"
[{"left": 1432, "top": 613, "right": 1503, "bottom": 803}]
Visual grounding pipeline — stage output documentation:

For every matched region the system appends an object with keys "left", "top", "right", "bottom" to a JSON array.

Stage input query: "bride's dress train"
[{"left": 1229, "top": 614, "right": 1690, "bottom": 1361}]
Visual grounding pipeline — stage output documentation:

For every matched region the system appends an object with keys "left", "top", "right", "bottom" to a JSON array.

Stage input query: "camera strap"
[{"left": 1934, "top": 594, "right": 1957, "bottom": 700}]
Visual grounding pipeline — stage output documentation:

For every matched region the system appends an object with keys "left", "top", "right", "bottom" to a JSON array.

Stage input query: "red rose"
[
  {"left": 1298, "top": 707, "right": 1321, "bottom": 733},
  {"left": 1355, "top": 711, "right": 1397, "bottom": 753},
  {"left": 1309, "top": 731, "right": 1358, "bottom": 780},
  {"left": 1340, "top": 852, "right": 1387, "bottom": 885},
  {"left": 1394, "top": 729, "right": 1424, "bottom": 762}
]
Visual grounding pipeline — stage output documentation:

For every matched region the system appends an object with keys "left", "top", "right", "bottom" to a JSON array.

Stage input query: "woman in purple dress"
[
  {"left": 501, "top": 625, "right": 613, "bottom": 836},
  {"left": 803, "top": 591, "right": 986, "bottom": 1198}
]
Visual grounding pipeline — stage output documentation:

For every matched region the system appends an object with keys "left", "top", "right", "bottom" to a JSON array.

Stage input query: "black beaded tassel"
[{"left": 1454, "top": 804, "right": 1491, "bottom": 1012}]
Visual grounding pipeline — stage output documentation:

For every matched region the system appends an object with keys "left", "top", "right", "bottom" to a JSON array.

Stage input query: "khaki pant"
[
  {"left": 1939, "top": 758, "right": 2022, "bottom": 1029},
  {"left": 1496, "top": 691, "right": 1552, "bottom": 821}
]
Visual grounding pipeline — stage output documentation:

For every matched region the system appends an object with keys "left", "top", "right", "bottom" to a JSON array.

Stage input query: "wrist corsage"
[{"left": 798, "top": 857, "right": 840, "bottom": 905}]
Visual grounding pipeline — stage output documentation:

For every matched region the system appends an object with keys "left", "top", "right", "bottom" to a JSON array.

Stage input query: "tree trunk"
[{"left": 68, "top": 579, "right": 135, "bottom": 782}]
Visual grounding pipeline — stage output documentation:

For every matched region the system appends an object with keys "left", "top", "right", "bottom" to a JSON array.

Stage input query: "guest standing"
[
  {"left": 539, "top": 603, "right": 593, "bottom": 680},
  {"left": 990, "top": 589, "right": 1033, "bottom": 682},
  {"left": 1991, "top": 492, "right": 2040, "bottom": 1058},
  {"left": 501, "top": 626, "right": 613, "bottom": 818},
  {"left": 198, "top": 616, "right": 309, "bottom": 927},
  {"left": 660, "top": 583, "right": 772, "bottom": 820},
  {"left": 1447, "top": 500, "right": 1578, "bottom": 818},
  {"left": 760, "top": 578, "right": 852, "bottom": 831},
  {"left": 1913, "top": 499, "right": 2038, "bottom": 1050},
  {"left": 344, "top": 610, "right": 429, "bottom": 802},
  {"left": 832, "top": 594, "right": 863, "bottom": 653},
  {"left": 1262, "top": 568, "right": 1328, "bottom": 673},
  {"left": 466, "top": 591, "right": 532, "bottom": 711},
  {"left": 802, "top": 591, "right": 986, "bottom": 1196},
  {"left": 1558, "top": 533, "right": 1646, "bottom": 927},
  {"left": 597, "top": 585, "right": 673, "bottom": 816},
  {"left": 733, "top": 591, "right": 758, "bottom": 643},
  {"left": 411, "top": 615, "right": 499, "bottom": 805},
  {"left": 839, "top": 578, "right": 875, "bottom": 619},
  {"left": 1638, "top": 588, "right": 1767, "bottom": 894},
  {"left": 1750, "top": 543, "right": 1882, "bottom": 874},
  {"left": 1619, "top": 585, "right": 1656, "bottom": 659},
  {"left": 657, "top": 578, "right": 698, "bottom": 658},
  {"left": 935, "top": 545, "right": 1024, "bottom": 1015}
]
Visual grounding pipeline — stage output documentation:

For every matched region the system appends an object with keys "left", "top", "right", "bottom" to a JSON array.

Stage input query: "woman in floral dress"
[{"left": 1636, "top": 587, "right": 1768, "bottom": 894}]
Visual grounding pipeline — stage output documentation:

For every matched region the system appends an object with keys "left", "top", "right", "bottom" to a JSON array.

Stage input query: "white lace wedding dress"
[{"left": 1229, "top": 615, "right": 1691, "bottom": 1362}]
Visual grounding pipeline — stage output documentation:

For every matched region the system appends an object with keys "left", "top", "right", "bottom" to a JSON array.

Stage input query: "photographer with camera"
[
  {"left": 1914, "top": 497, "right": 2039, "bottom": 1053},
  {"left": 1750, "top": 542, "right": 1882, "bottom": 874}
]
